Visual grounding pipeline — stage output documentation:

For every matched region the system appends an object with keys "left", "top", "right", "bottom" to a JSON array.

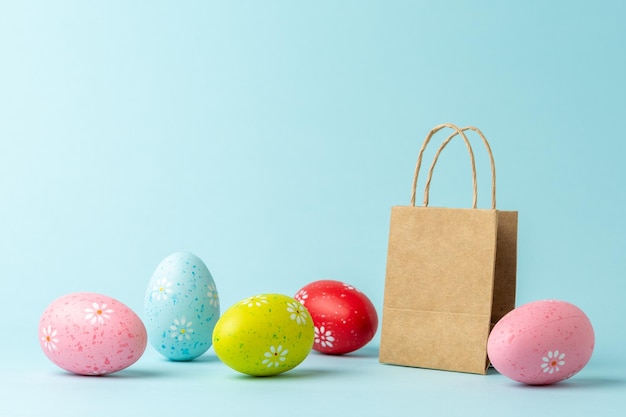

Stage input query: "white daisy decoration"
[
  {"left": 152, "top": 278, "right": 173, "bottom": 301},
  {"left": 315, "top": 326, "right": 335, "bottom": 348},
  {"left": 242, "top": 295, "right": 268, "bottom": 308},
  {"left": 170, "top": 317, "right": 194, "bottom": 342},
  {"left": 286, "top": 301, "right": 308, "bottom": 325},
  {"left": 84, "top": 303, "right": 114, "bottom": 325},
  {"left": 541, "top": 350, "right": 566, "bottom": 374},
  {"left": 262, "top": 345, "right": 289, "bottom": 368},
  {"left": 206, "top": 283, "right": 219, "bottom": 307},
  {"left": 41, "top": 325, "right": 59, "bottom": 351},
  {"left": 294, "top": 289, "right": 308, "bottom": 305}
]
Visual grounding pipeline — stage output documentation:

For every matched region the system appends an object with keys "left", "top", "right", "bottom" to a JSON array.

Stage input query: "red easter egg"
[{"left": 295, "top": 280, "right": 378, "bottom": 355}]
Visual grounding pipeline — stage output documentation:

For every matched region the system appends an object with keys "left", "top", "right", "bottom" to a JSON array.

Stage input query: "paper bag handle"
[{"left": 410, "top": 123, "right": 496, "bottom": 209}]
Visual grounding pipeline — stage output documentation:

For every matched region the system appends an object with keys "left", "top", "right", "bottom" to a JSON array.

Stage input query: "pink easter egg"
[
  {"left": 39, "top": 292, "right": 147, "bottom": 375},
  {"left": 487, "top": 299, "right": 594, "bottom": 385}
]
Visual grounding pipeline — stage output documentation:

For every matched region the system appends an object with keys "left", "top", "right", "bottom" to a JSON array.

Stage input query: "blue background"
[{"left": 1, "top": 1, "right": 625, "bottom": 416}]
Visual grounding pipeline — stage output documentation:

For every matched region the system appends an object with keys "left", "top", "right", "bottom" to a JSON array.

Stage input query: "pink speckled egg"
[
  {"left": 39, "top": 292, "right": 147, "bottom": 375},
  {"left": 487, "top": 299, "right": 594, "bottom": 385}
]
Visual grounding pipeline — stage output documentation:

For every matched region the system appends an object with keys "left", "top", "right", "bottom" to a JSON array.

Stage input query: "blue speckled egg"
[{"left": 144, "top": 252, "right": 220, "bottom": 361}]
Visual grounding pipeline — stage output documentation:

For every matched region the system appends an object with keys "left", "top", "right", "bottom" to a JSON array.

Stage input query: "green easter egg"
[{"left": 212, "top": 294, "right": 314, "bottom": 376}]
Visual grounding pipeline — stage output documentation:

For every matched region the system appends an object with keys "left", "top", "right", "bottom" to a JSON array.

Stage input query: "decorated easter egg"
[
  {"left": 294, "top": 279, "right": 378, "bottom": 355},
  {"left": 487, "top": 299, "right": 594, "bottom": 385},
  {"left": 144, "top": 252, "right": 220, "bottom": 361},
  {"left": 39, "top": 292, "right": 147, "bottom": 375},
  {"left": 212, "top": 294, "right": 314, "bottom": 376}
]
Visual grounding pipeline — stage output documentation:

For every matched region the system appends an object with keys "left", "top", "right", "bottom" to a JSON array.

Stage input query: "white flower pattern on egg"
[
  {"left": 294, "top": 289, "right": 308, "bottom": 305},
  {"left": 41, "top": 325, "right": 59, "bottom": 351},
  {"left": 314, "top": 326, "right": 335, "bottom": 348},
  {"left": 286, "top": 301, "right": 308, "bottom": 325},
  {"left": 84, "top": 303, "right": 114, "bottom": 325},
  {"left": 242, "top": 295, "right": 268, "bottom": 307},
  {"left": 541, "top": 350, "right": 566, "bottom": 374},
  {"left": 170, "top": 318, "right": 194, "bottom": 341},
  {"left": 151, "top": 278, "right": 172, "bottom": 301},
  {"left": 207, "top": 283, "right": 219, "bottom": 307},
  {"left": 262, "top": 345, "right": 288, "bottom": 368}
]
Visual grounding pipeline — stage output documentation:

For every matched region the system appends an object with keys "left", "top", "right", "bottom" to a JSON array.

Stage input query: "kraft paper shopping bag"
[{"left": 379, "top": 123, "right": 517, "bottom": 375}]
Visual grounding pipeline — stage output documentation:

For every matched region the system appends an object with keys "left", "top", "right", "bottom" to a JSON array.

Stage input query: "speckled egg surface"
[
  {"left": 39, "top": 292, "right": 147, "bottom": 375},
  {"left": 295, "top": 280, "right": 378, "bottom": 355},
  {"left": 144, "top": 252, "right": 220, "bottom": 361},
  {"left": 487, "top": 299, "right": 595, "bottom": 385},
  {"left": 212, "top": 294, "right": 314, "bottom": 376}
]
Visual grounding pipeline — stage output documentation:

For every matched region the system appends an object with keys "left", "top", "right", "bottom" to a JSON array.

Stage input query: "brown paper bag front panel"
[
  {"left": 384, "top": 206, "right": 499, "bottom": 316},
  {"left": 379, "top": 307, "right": 491, "bottom": 374}
]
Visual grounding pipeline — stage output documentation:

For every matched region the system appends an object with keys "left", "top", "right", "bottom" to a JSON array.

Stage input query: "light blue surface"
[{"left": 1, "top": 1, "right": 625, "bottom": 415}]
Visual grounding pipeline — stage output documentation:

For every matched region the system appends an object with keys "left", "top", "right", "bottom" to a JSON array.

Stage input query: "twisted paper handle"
[{"left": 410, "top": 123, "right": 496, "bottom": 209}]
